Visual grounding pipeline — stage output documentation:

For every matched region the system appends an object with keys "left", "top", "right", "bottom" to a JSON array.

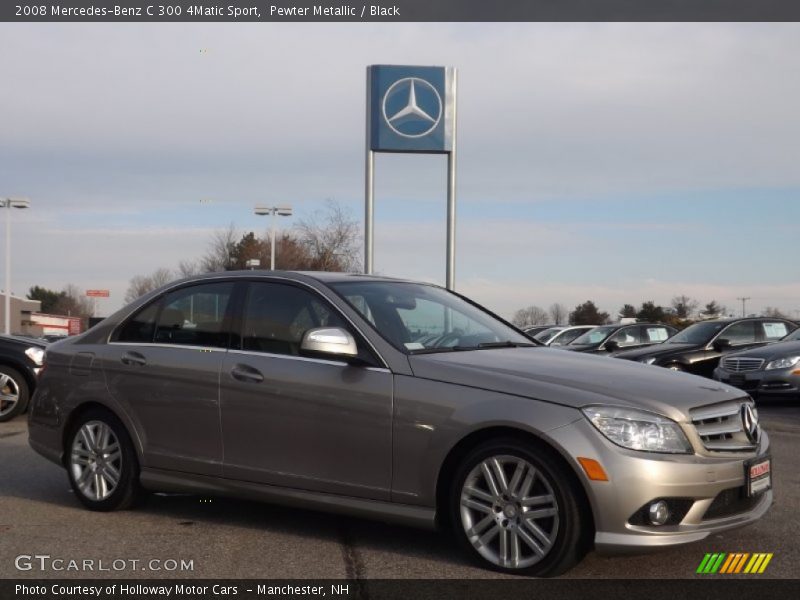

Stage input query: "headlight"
[
  {"left": 765, "top": 356, "right": 800, "bottom": 370},
  {"left": 25, "top": 346, "right": 44, "bottom": 366},
  {"left": 582, "top": 406, "right": 692, "bottom": 454},
  {"left": 639, "top": 357, "right": 657, "bottom": 365}
]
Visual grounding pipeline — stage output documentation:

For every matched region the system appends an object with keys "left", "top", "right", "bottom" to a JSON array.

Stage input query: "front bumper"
[
  {"left": 546, "top": 418, "right": 773, "bottom": 553},
  {"left": 714, "top": 366, "right": 800, "bottom": 397}
]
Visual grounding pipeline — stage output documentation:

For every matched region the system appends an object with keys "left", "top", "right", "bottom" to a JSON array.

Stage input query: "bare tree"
[
  {"left": 671, "top": 295, "right": 699, "bottom": 319},
  {"left": 512, "top": 305, "right": 549, "bottom": 328},
  {"left": 53, "top": 284, "right": 94, "bottom": 319},
  {"left": 549, "top": 303, "right": 568, "bottom": 325},
  {"left": 177, "top": 259, "right": 202, "bottom": 278},
  {"left": 201, "top": 223, "right": 239, "bottom": 273},
  {"left": 763, "top": 306, "right": 790, "bottom": 319},
  {"left": 124, "top": 268, "right": 174, "bottom": 303},
  {"left": 295, "top": 199, "right": 361, "bottom": 271}
]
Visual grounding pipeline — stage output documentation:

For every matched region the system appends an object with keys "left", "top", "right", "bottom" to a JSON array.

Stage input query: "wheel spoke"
[
  {"left": 488, "top": 458, "right": 509, "bottom": 494},
  {"left": 518, "top": 467, "right": 537, "bottom": 498},
  {"left": 461, "top": 496, "right": 493, "bottom": 514},
  {"left": 94, "top": 473, "right": 105, "bottom": 499},
  {"left": 524, "top": 507, "right": 557, "bottom": 520},
  {"left": 523, "top": 518, "right": 554, "bottom": 549},
  {"left": 507, "top": 460, "right": 525, "bottom": 497},
  {"left": 510, "top": 530, "right": 521, "bottom": 568},
  {"left": 478, "top": 523, "right": 501, "bottom": 547},
  {"left": 0, "top": 374, "right": 9, "bottom": 387},
  {"left": 516, "top": 524, "right": 545, "bottom": 556},
  {"left": 79, "top": 427, "right": 95, "bottom": 451},
  {"left": 521, "top": 494, "right": 554, "bottom": 507},
  {"left": 102, "top": 468, "right": 118, "bottom": 488},
  {"left": 71, "top": 455, "right": 91, "bottom": 466},
  {"left": 463, "top": 485, "right": 495, "bottom": 504},
  {"left": 499, "top": 529, "right": 510, "bottom": 564},
  {"left": 76, "top": 466, "right": 93, "bottom": 485},
  {"left": 480, "top": 461, "right": 502, "bottom": 497},
  {"left": 466, "top": 513, "right": 495, "bottom": 537}
]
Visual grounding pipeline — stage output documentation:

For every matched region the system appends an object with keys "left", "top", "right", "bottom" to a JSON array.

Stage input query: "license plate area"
[{"left": 745, "top": 455, "right": 771, "bottom": 497}]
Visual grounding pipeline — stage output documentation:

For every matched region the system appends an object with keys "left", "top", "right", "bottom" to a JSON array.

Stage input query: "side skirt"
[{"left": 139, "top": 467, "right": 437, "bottom": 530}]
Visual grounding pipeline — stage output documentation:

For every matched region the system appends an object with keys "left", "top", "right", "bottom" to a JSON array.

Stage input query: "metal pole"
[
  {"left": 4, "top": 202, "right": 10, "bottom": 335},
  {"left": 365, "top": 151, "right": 374, "bottom": 274},
  {"left": 270, "top": 209, "right": 276, "bottom": 270},
  {"left": 445, "top": 69, "right": 458, "bottom": 291},
  {"left": 365, "top": 67, "right": 374, "bottom": 274}
]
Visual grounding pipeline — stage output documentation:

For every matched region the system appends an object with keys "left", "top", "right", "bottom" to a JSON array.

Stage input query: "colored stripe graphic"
[{"left": 700, "top": 553, "right": 773, "bottom": 574}]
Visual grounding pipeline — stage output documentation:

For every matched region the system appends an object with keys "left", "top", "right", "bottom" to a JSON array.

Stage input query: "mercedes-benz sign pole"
[{"left": 365, "top": 65, "right": 458, "bottom": 289}]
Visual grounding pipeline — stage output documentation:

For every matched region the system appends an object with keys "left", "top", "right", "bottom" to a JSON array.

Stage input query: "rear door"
[
  {"left": 103, "top": 281, "right": 235, "bottom": 476},
  {"left": 219, "top": 281, "right": 393, "bottom": 500}
]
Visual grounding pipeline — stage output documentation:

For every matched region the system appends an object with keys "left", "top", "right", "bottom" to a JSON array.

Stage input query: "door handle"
[
  {"left": 121, "top": 351, "right": 147, "bottom": 367},
  {"left": 230, "top": 364, "right": 264, "bottom": 383}
]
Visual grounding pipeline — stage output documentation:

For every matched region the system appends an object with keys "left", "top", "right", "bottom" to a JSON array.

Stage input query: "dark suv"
[
  {"left": 614, "top": 317, "right": 797, "bottom": 378},
  {"left": 564, "top": 323, "right": 676, "bottom": 354},
  {"left": 0, "top": 335, "right": 47, "bottom": 422}
]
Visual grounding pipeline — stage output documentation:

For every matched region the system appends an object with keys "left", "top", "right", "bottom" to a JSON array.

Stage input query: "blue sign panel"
[{"left": 367, "top": 65, "right": 455, "bottom": 153}]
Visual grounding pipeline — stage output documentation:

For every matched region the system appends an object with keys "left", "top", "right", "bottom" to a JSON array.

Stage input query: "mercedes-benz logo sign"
[
  {"left": 741, "top": 403, "right": 759, "bottom": 444},
  {"left": 382, "top": 77, "right": 442, "bottom": 138}
]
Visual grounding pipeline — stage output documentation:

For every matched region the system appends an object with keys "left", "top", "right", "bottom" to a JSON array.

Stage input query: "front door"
[{"left": 219, "top": 281, "right": 393, "bottom": 500}]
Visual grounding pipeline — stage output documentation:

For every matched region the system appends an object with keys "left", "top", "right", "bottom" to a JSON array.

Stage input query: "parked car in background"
[
  {"left": 565, "top": 323, "right": 676, "bottom": 355},
  {"left": 0, "top": 335, "right": 47, "bottom": 422},
  {"left": 714, "top": 327, "right": 800, "bottom": 398},
  {"left": 615, "top": 317, "right": 797, "bottom": 378},
  {"left": 522, "top": 324, "right": 555, "bottom": 337},
  {"left": 28, "top": 271, "right": 772, "bottom": 576},
  {"left": 534, "top": 325, "right": 598, "bottom": 347}
]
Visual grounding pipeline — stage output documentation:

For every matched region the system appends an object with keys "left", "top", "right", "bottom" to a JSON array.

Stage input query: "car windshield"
[
  {"left": 782, "top": 328, "right": 800, "bottom": 342},
  {"left": 329, "top": 281, "right": 533, "bottom": 354},
  {"left": 533, "top": 327, "right": 563, "bottom": 343},
  {"left": 665, "top": 321, "right": 727, "bottom": 344},
  {"left": 571, "top": 325, "right": 615, "bottom": 345}
]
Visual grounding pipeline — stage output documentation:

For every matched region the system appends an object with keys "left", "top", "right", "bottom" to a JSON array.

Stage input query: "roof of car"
[{"left": 183, "top": 270, "right": 420, "bottom": 285}]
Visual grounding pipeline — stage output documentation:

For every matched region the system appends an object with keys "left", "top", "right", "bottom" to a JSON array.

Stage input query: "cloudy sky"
[{"left": 1, "top": 23, "right": 799, "bottom": 319}]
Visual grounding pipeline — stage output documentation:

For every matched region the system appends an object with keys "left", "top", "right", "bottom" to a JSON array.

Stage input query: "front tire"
[
  {"left": 66, "top": 409, "right": 142, "bottom": 511},
  {"left": 449, "top": 438, "right": 589, "bottom": 577},
  {"left": 0, "top": 366, "right": 29, "bottom": 423}
]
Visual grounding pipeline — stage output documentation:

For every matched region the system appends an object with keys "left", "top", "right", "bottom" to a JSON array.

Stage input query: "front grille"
[
  {"left": 690, "top": 400, "right": 758, "bottom": 452},
  {"left": 703, "top": 487, "right": 762, "bottom": 520},
  {"left": 722, "top": 357, "right": 764, "bottom": 372}
]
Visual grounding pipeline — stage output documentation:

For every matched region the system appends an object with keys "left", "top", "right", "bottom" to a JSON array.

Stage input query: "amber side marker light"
[{"left": 577, "top": 457, "right": 609, "bottom": 481}]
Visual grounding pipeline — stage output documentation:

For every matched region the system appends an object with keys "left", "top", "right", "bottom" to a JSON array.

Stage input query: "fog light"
[{"left": 648, "top": 500, "right": 670, "bottom": 525}]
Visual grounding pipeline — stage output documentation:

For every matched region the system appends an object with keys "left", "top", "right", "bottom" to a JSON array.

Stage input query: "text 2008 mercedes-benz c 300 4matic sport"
[{"left": 28, "top": 272, "right": 772, "bottom": 576}]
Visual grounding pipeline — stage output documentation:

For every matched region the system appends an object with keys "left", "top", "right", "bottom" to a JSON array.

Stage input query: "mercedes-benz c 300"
[{"left": 28, "top": 272, "right": 772, "bottom": 576}]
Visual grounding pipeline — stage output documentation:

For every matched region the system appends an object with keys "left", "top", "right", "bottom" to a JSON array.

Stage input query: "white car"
[{"left": 534, "top": 325, "right": 600, "bottom": 346}]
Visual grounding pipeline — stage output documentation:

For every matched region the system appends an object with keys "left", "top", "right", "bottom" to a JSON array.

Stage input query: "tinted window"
[
  {"left": 608, "top": 326, "right": 640, "bottom": 347},
  {"left": 153, "top": 283, "right": 234, "bottom": 348},
  {"left": 240, "top": 282, "right": 348, "bottom": 356},
  {"left": 667, "top": 321, "right": 726, "bottom": 344},
  {"left": 552, "top": 328, "right": 586, "bottom": 345},
  {"left": 116, "top": 302, "right": 160, "bottom": 343},
  {"left": 719, "top": 321, "right": 757, "bottom": 345},
  {"left": 572, "top": 325, "right": 616, "bottom": 345},
  {"left": 762, "top": 321, "right": 790, "bottom": 341}
]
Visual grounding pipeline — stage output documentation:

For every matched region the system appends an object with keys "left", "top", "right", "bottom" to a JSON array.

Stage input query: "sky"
[{"left": 1, "top": 22, "right": 799, "bottom": 319}]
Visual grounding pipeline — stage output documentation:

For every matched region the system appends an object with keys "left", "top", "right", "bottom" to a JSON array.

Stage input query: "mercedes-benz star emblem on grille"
[
  {"left": 741, "top": 404, "right": 759, "bottom": 444},
  {"left": 382, "top": 77, "right": 443, "bottom": 138}
]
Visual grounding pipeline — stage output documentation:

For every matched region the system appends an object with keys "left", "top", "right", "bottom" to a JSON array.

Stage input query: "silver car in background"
[{"left": 28, "top": 272, "right": 772, "bottom": 576}]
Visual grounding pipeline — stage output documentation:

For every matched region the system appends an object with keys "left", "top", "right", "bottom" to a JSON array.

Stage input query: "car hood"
[
  {"left": 612, "top": 343, "right": 697, "bottom": 360},
  {"left": 725, "top": 340, "right": 800, "bottom": 360},
  {"left": 408, "top": 347, "right": 743, "bottom": 422},
  {"left": 0, "top": 335, "right": 47, "bottom": 349}
]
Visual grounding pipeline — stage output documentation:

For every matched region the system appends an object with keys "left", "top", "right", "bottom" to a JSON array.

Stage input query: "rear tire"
[
  {"left": 0, "top": 366, "right": 29, "bottom": 423},
  {"left": 449, "top": 437, "right": 589, "bottom": 577},
  {"left": 66, "top": 408, "right": 143, "bottom": 511}
]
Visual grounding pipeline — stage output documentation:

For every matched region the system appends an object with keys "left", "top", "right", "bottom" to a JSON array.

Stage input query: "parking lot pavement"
[{"left": 1, "top": 400, "right": 798, "bottom": 580}]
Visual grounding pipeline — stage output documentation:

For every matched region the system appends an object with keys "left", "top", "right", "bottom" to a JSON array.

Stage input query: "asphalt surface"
[{"left": 1, "top": 399, "right": 799, "bottom": 580}]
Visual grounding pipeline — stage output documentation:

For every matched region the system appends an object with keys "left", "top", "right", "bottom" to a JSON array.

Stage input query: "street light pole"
[
  {"left": 737, "top": 296, "right": 751, "bottom": 318},
  {"left": 1, "top": 197, "right": 30, "bottom": 335},
  {"left": 254, "top": 205, "right": 292, "bottom": 270}
]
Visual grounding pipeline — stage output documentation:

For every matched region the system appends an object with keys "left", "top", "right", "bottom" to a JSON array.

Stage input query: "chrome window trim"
[
  {"left": 106, "top": 274, "right": 390, "bottom": 370},
  {"left": 227, "top": 348, "right": 391, "bottom": 373},
  {"left": 108, "top": 342, "right": 228, "bottom": 353}
]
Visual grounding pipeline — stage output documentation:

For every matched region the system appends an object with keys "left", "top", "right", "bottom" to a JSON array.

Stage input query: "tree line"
[{"left": 512, "top": 297, "right": 794, "bottom": 329}]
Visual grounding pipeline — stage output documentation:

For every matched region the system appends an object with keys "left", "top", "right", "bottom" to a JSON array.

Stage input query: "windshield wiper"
[
  {"left": 409, "top": 346, "right": 475, "bottom": 354},
  {"left": 477, "top": 341, "right": 536, "bottom": 349}
]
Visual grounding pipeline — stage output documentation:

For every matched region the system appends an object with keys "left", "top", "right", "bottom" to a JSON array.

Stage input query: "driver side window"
[{"left": 719, "top": 321, "right": 757, "bottom": 345}]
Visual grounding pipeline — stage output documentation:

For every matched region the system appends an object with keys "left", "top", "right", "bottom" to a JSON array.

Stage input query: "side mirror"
[
  {"left": 713, "top": 338, "right": 731, "bottom": 352},
  {"left": 300, "top": 327, "right": 358, "bottom": 359},
  {"left": 605, "top": 340, "right": 620, "bottom": 352}
]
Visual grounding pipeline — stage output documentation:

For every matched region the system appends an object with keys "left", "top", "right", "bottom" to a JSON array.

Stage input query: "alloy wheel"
[
  {"left": 0, "top": 373, "right": 20, "bottom": 418},
  {"left": 459, "top": 454, "right": 560, "bottom": 569},
  {"left": 70, "top": 420, "right": 122, "bottom": 501}
]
